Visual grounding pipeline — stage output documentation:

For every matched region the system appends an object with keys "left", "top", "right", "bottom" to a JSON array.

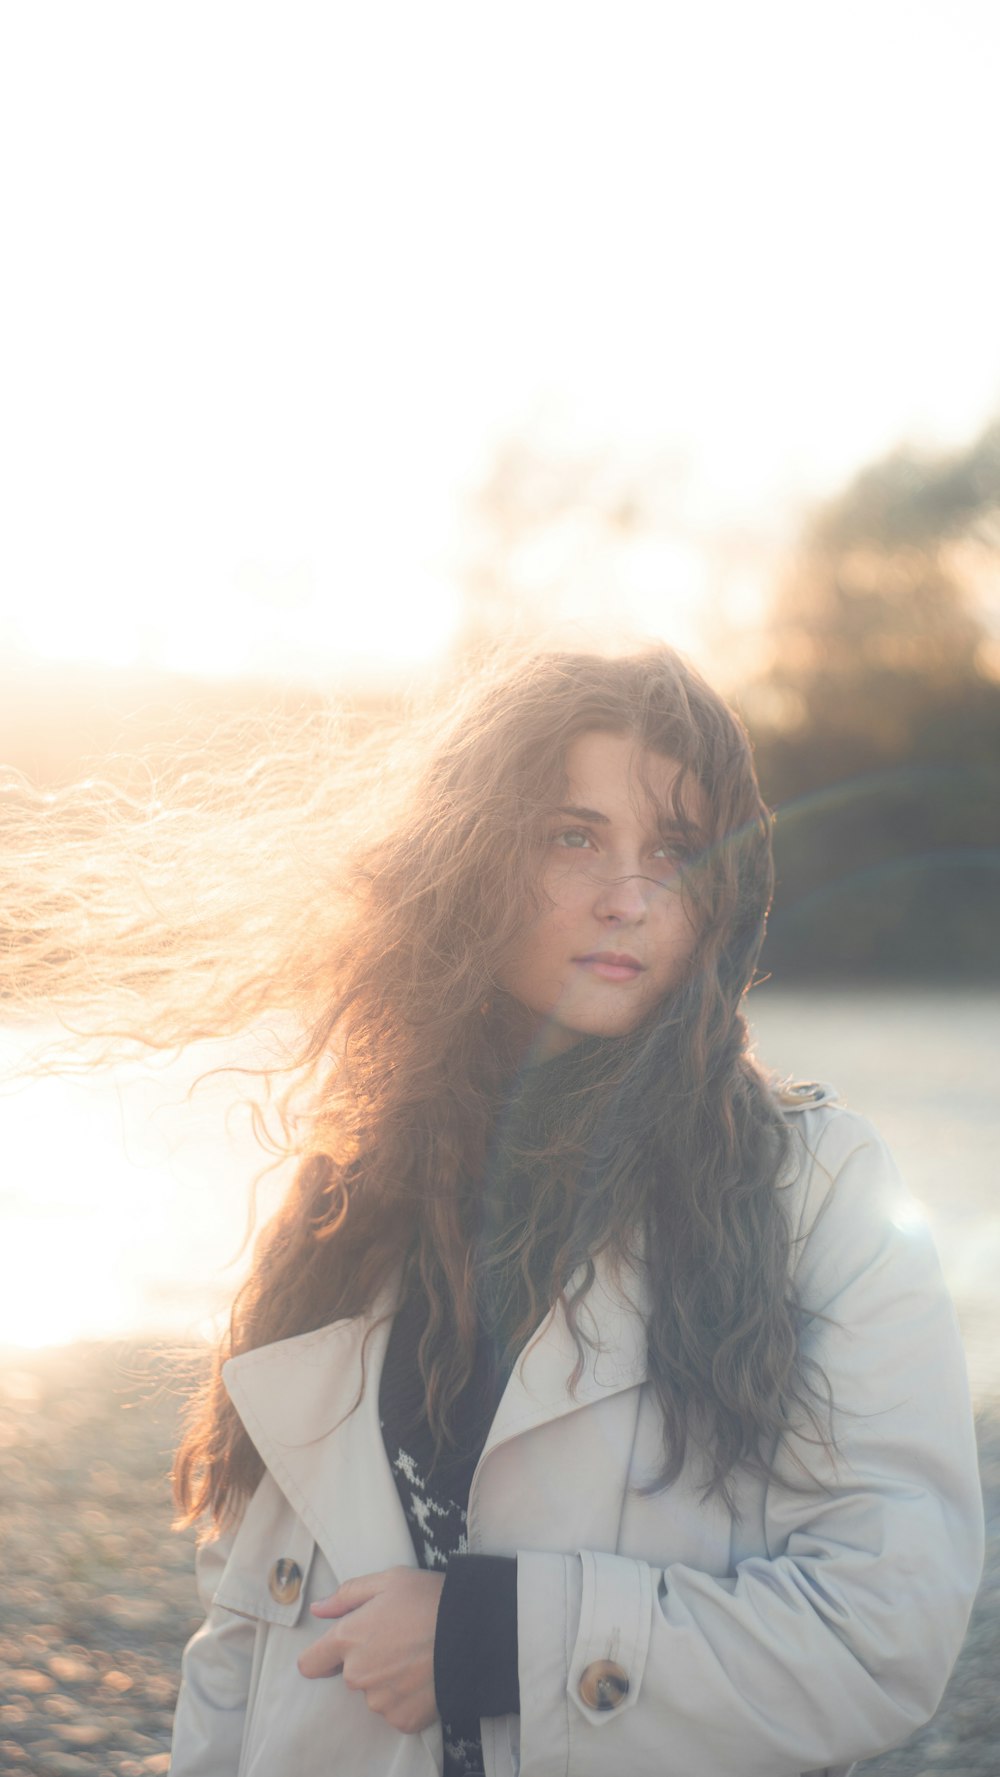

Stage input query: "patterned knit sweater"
[{"left": 380, "top": 1287, "right": 515, "bottom": 1777}]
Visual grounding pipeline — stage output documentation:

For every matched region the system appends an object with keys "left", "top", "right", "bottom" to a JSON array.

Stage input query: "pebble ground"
[{"left": 0, "top": 1343, "right": 996, "bottom": 1775}]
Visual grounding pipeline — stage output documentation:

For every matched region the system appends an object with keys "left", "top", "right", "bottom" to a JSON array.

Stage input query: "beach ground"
[{"left": 0, "top": 1341, "right": 997, "bottom": 1775}]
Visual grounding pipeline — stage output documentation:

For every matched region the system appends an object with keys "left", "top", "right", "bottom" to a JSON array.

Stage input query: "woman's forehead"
[{"left": 561, "top": 730, "right": 699, "bottom": 817}]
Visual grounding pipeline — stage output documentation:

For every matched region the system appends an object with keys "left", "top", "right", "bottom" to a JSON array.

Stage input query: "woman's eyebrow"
[
  {"left": 555, "top": 804, "right": 610, "bottom": 824},
  {"left": 555, "top": 803, "right": 694, "bottom": 834}
]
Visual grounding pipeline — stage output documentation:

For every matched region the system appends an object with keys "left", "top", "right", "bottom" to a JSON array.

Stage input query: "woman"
[{"left": 156, "top": 645, "right": 981, "bottom": 1775}]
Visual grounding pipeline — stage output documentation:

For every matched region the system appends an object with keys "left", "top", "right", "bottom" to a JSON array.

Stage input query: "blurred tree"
[
  {"left": 747, "top": 420, "right": 1000, "bottom": 782},
  {"left": 813, "top": 418, "right": 1000, "bottom": 551},
  {"left": 746, "top": 418, "right": 1000, "bottom": 980}
]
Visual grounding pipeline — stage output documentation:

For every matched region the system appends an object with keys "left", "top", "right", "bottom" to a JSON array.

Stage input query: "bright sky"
[{"left": 1, "top": 0, "right": 998, "bottom": 682}]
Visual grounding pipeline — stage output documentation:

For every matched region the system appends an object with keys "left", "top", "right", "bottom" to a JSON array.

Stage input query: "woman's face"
[{"left": 498, "top": 730, "right": 704, "bottom": 1058}]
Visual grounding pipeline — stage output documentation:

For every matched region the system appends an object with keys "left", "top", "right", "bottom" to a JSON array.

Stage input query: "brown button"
[
  {"left": 578, "top": 1659, "right": 629, "bottom": 1711},
  {"left": 268, "top": 1558, "right": 303, "bottom": 1604}
]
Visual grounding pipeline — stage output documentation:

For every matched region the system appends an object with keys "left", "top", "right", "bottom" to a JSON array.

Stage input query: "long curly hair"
[{"left": 1, "top": 644, "right": 816, "bottom": 1525}]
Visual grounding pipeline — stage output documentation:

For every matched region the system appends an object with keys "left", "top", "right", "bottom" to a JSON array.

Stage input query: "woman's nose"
[{"left": 591, "top": 866, "right": 651, "bottom": 922}]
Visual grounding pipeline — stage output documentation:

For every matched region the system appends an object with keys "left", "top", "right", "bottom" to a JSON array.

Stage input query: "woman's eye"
[
  {"left": 653, "top": 835, "right": 694, "bottom": 864},
  {"left": 552, "top": 828, "right": 594, "bottom": 850}
]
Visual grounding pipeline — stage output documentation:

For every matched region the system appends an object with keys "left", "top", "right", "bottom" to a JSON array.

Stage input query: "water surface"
[{"left": 2, "top": 989, "right": 996, "bottom": 1394}]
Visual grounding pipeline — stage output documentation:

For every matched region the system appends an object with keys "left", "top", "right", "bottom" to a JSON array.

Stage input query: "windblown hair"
[{"left": 1, "top": 644, "right": 819, "bottom": 1525}]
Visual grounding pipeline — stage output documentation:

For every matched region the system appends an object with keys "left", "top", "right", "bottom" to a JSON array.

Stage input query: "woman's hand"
[{"left": 298, "top": 1566, "right": 445, "bottom": 1735}]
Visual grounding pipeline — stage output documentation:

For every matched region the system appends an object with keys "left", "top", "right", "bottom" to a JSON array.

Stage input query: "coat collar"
[
  {"left": 221, "top": 1246, "right": 650, "bottom": 1583},
  {"left": 478, "top": 1243, "right": 649, "bottom": 1462}
]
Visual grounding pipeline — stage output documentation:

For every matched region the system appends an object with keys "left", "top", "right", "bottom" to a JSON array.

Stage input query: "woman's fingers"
[
  {"left": 297, "top": 1626, "right": 345, "bottom": 1680},
  {"left": 309, "top": 1568, "right": 395, "bottom": 1618},
  {"left": 297, "top": 1566, "right": 443, "bottom": 1733},
  {"left": 298, "top": 1583, "right": 409, "bottom": 1679},
  {"left": 299, "top": 1571, "right": 399, "bottom": 1679}
]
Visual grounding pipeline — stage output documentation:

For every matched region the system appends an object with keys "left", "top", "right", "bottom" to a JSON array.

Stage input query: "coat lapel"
[
  {"left": 478, "top": 1243, "right": 650, "bottom": 1460},
  {"left": 467, "top": 1247, "right": 651, "bottom": 1560},
  {"left": 221, "top": 1247, "right": 650, "bottom": 1584},
  {"left": 221, "top": 1283, "right": 417, "bottom": 1585}
]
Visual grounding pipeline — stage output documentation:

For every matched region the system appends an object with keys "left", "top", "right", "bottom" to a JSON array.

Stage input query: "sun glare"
[
  {"left": 4, "top": 8, "right": 998, "bottom": 688},
  {"left": 2, "top": 1213, "right": 139, "bottom": 1350},
  {"left": 10, "top": 561, "right": 463, "bottom": 684},
  {"left": 0, "top": 1031, "right": 290, "bottom": 1351}
]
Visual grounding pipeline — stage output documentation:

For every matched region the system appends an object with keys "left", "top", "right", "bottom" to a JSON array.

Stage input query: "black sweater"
[{"left": 377, "top": 1041, "right": 602, "bottom": 1771}]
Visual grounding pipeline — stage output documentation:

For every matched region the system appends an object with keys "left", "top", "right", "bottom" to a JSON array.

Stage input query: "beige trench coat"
[{"left": 170, "top": 1095, "right": 984, "bottom": 1777}]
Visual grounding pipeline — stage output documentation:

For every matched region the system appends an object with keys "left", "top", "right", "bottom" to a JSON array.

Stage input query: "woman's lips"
[{"left": 574, "top": 956, "right": 646, "bottom": 981}]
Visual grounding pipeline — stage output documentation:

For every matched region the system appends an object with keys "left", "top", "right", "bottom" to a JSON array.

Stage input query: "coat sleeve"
[
  {"left": 515, "top": 1111, "right": 985, "bottom": 1777},
  {"left": 169, "top": 1513, "right": 254, "bottom": 1777}
]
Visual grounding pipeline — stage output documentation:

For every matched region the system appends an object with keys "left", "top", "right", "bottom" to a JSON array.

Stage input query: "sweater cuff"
[{"left": 434, "top": 1554, "right": 520, "bottom": 1727}]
